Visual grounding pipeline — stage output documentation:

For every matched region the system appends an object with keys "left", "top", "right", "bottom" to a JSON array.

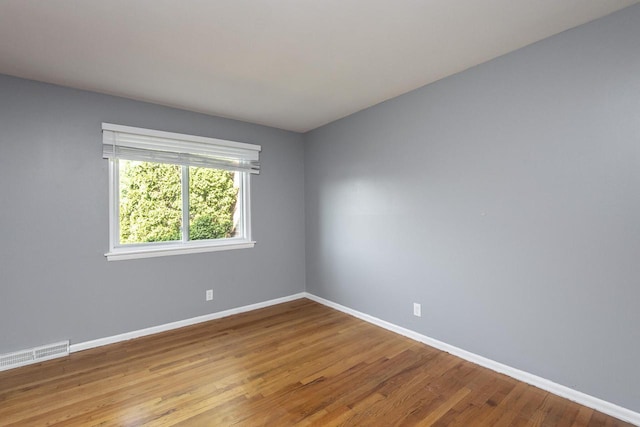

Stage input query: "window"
[{"left": 102, "top": 123, "right": 260, "bottom": 261}]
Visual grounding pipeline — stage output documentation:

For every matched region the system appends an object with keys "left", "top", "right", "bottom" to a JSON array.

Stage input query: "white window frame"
[{"left": 103, "top": 123, "right": 259, "bottom": 261}]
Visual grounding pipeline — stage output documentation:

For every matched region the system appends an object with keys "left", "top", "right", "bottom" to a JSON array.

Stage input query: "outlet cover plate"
[{"left": 413, "top": 303, "right": 421, "bottom": 317}]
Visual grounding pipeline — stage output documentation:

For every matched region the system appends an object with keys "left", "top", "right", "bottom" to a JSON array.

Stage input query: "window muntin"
[{"left": 103, "top": 123, "right": 259, "bottom": 260}]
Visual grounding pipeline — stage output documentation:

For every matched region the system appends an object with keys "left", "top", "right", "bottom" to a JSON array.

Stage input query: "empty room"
[{"left": 0, "top": 1, "right": 638, "bottom": 426}]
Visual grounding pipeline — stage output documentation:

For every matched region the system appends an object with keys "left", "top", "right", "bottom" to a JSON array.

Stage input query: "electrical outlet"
[
  {"left": 413, "top": 303, "right": 421, "bottom": 317},
  {"left": 206, "top": 289, "right": 213, "bottom": 301}
]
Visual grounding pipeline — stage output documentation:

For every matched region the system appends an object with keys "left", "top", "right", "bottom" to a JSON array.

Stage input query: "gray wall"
[
  {"left": 305, "top": 5, "right": 640, "bottom": 412},
  {"left": 0, "top": 74, "right": 306, "bottom": 353}
]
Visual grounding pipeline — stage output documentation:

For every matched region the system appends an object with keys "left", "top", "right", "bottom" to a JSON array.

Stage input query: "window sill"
[{"left": 105, "top": 240, "right": 256, "bottom": 261}]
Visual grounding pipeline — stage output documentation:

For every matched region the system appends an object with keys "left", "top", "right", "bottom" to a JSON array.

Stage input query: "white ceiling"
[{"left": 0, "top": 1, "right": 636, "bottom": 132}]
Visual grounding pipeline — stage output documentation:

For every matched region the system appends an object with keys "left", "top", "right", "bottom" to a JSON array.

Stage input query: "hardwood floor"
[{"left": 0, "top": 299, "right": 632, "bottom": 426}]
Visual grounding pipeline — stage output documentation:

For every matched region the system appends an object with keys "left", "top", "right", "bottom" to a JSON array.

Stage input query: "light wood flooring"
[{"left": 0, "top": 299, "right": 633, "bottom": 426}]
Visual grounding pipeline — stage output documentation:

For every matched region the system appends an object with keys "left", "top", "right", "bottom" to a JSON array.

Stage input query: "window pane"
[
  {"left": 189, "top": 167, "right": 240, "bottom": 241},
  {"left": 119, "top": 160, "right": 182, "bottom": 244}
]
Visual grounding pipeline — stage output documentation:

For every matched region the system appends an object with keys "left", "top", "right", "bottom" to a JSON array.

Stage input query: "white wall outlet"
[
  {"left": 413, "top": 303, "right": 421, "bottom": 317},
  {"left": 206, "top": 289, "right": 213, "bottom": 301}
]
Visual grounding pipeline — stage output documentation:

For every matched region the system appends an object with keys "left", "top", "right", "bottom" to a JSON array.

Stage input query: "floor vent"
[{"left": 0, "top": 341, "right": 69, "bottom": 372}]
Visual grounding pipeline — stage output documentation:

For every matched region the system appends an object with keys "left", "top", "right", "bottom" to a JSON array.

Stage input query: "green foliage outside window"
[
  {"left": 119, "top": 161, "right": 238, "bottom": 244},
  {"left": 188, "top": 166, "right": 238, "bottom": 241}
]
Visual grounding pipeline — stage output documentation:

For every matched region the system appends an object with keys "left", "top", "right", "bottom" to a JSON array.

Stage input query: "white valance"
[{"left": 102, "top": 123, "right": 261, "bottom": 174}]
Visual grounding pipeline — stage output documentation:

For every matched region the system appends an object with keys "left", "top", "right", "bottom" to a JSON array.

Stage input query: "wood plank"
[{"left": 0, "top": 299, "right": 632, "bottom": 426}]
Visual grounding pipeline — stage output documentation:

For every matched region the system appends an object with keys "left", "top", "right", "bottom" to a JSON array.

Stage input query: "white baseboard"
[
  {"left": 70, "top": 292, "right": 306, "bottom": 353},
  {"left": 303, "top": 292, "right": 640, "bottom": 426}
]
